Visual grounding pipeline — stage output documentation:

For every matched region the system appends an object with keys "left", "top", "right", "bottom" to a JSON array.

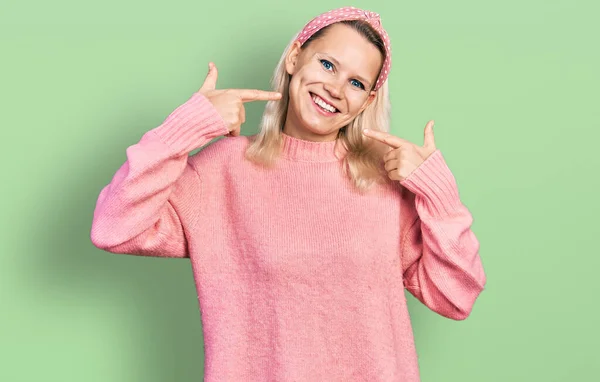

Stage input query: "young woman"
[{"left": 91, "top": 6, "right": 486, "bottom": 381}]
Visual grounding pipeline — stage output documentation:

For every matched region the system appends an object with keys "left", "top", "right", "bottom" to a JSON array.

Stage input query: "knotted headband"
[{"left": 295, "top": 6, "right": 392, "bottom": 91}]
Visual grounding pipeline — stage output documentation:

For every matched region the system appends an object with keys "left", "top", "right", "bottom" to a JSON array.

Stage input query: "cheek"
[
  {"left": 297, "top": 64, "right": 328, "bottom": 84},
  {"left": 346, "top": 93, "right": 369, "bottom": 113},
  {"left": 287, "top": 79, "right": 308, "bottom": 119},
  {"left": 288, "top": 79, "right": 302, "bottom": 108}
]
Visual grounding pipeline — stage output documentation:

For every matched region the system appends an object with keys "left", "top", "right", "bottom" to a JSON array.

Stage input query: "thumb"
[
  {"left": 424, "top": 120, "right": 435, "bottom": 148},
  {"left": 200, "top": 62, "right": 218, "bottom": 92}
]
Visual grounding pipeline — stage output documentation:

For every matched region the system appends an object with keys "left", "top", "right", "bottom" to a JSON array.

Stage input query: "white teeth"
[{"left": 312, "top": 94, "right": 337, "bottom": 113}]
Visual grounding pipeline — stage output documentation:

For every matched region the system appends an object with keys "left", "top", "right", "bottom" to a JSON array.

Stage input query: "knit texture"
[{"left": 90, "top": 91, "right": 486, "bottom": 381}]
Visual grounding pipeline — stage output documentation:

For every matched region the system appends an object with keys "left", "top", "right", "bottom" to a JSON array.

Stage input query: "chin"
[{"left": 299, "top": 115, "right": 339, "bottom": 137}]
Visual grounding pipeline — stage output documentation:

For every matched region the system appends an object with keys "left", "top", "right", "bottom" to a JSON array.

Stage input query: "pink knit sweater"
[{"left": 90, "top": 91, "right": 486, "bottom": 381}]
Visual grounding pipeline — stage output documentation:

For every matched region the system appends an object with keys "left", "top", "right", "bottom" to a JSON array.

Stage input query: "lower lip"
[{"left": 310, "top": 93, "right": 337, "bottom": 117}]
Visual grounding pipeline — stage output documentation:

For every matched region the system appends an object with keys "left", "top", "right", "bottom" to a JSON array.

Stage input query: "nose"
[{"left": 323, "top": 79, "right": 344, "bottom": 100}]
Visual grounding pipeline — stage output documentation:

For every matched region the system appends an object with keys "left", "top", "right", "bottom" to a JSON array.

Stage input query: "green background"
[{"left": 1, "top": 0, "right": 598, "bottom": 381}]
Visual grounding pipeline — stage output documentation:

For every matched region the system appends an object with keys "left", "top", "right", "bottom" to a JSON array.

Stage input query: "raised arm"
[
  {"left": 90, "top": 91, "right": 229, "bottom": 257},
  {"left": 90, "top": 63, "right": 282, "bottom": 257},
  {"left": 399, "top": 149, "right": 486, "bottom": 320},
  {"left": 362, "top": 122, "right": 486, "bottom": 320}
]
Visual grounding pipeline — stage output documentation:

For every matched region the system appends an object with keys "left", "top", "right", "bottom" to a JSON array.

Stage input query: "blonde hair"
[{"left": 244, "top": 20, "right": 393, "bottom": 193}]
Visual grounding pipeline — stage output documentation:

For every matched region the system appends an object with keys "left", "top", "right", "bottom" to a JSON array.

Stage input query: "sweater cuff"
[
  {"left": 399, "top": 149, "right": 463, "bottom": 216},
  {"left": 151, "top": 91, "right": 230, "bottom": 155}
]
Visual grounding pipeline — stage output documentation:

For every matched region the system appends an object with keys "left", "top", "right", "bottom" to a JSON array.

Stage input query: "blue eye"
[
  {"left": 351, "top": 79, "right": 365, "bottom": 90},
  {"left": 320, "top": 59, "right": 365, "bottom": 90},
  {"left": 320, "top": 59, "right": 333, "bottom": 71}
]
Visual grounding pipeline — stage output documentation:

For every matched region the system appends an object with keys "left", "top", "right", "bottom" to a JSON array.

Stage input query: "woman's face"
[{"left": 284, "top": 23, "right": 383, "bottom": 141}]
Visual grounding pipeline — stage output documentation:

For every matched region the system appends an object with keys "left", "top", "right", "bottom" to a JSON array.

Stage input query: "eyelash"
[{"left": 319, "top": 59, "right": 365, "bottom": 90}]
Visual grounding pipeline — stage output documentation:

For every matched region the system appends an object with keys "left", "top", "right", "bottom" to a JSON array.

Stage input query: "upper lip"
[{"left": 311, "top": 92, "right": 340, "bottom": 112}]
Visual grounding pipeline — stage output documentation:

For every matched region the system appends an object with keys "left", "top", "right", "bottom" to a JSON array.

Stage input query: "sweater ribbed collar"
[{"left": 280, "top": 132, "right": 348, "bottom": 162}]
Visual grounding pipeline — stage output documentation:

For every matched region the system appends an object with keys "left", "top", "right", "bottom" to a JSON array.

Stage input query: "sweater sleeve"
[
  {"left": 90, "top": 91, "right": 229, "bottom": 257},
  {"left": 399, "top": 149, "right": 486, "bottom": 320}
]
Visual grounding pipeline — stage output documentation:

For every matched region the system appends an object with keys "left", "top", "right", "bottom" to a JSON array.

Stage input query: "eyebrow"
[{"left": 320, "top": 53, "right": 373, "bottom": 89}]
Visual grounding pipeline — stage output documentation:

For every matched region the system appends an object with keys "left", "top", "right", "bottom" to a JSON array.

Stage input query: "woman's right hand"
[{"left": 198, "top": 62, "right": 282, "bottom": 137}]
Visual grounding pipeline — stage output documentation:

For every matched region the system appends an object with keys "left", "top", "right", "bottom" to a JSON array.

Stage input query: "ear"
[
  {"left": 285, "top": 41, "right": 302, "bottom": 76},
  {"left": 358, "top": 91, "right": 377, "bottom": 114}
]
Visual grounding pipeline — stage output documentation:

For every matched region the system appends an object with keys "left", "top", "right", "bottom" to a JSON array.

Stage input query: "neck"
[{"left": 279, "top": 131, "right": 348, "bottom": 162}]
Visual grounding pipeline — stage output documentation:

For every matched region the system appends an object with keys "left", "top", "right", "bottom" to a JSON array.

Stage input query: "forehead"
[{"left": 305, "top": 23, "right": 383, "bottom": 77}]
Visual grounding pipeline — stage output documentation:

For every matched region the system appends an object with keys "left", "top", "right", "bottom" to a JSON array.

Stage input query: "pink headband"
[{"left": 295, "top": 6, "right": 392, "bottom": 91}]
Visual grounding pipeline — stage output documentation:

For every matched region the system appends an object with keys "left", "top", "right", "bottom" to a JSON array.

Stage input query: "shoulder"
[
  {"left": 387, "top": 180, "right": 420, "bottom": 235},
  {"left": 188, "top": 134, "right": 252, "bottom": 169}
]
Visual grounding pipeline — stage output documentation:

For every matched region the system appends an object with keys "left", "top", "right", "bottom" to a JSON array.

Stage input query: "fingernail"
[{"left": 363, "top": 128, "right": 369, "bottom": 134}]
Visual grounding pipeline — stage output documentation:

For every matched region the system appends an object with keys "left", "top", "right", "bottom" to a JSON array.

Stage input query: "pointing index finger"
[
  {"left": 362, "top": 129, "right": 406, "bottom": 149},
  {"left": 231, "top": 89, "right": 282, "bottom": 102}
]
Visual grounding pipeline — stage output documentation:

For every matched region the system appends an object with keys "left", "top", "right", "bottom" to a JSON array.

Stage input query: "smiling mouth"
[{"left": 310, "top": 92, "right": 339, "bottom": 113}]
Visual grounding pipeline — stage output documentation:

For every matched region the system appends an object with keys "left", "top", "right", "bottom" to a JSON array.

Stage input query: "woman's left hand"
[{"left": 362, "top": 120, "right": 437, "bottom": 182}]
